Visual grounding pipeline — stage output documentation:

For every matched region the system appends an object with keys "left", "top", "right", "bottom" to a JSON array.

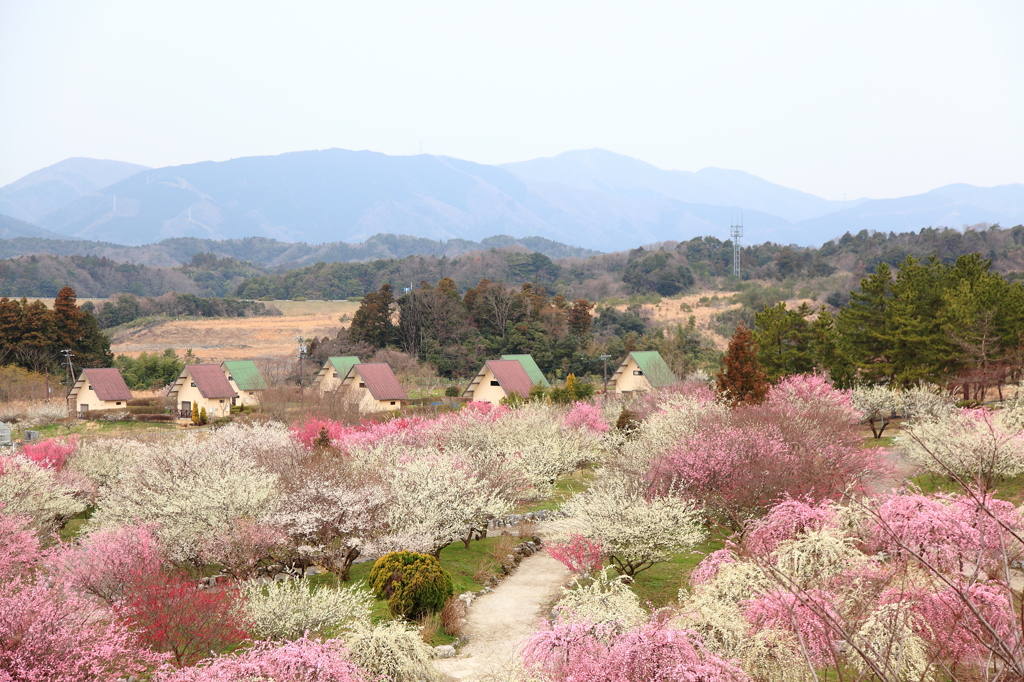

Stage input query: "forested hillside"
[
  {"left": 4, "top": 223, "right": 1024, "bottom": 307},
  {"left": 0, "top": 253, "right": 269, "bottom": 298},
  {"left": 235, "top": 224, "right": 1024, "bottom": 304},
  {"left": 0, "top": 232, "right": 598, "bottom": 267}
]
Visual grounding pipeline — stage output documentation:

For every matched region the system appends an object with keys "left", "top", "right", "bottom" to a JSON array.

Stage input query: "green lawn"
[
  {"left": 623, "top": 528, "right": 729, "bottom": 607},
  {"left": 911, "top": 471, "right": 1024, "bottom": 503},
  {"left": 28, "top": 419, "right": 176, "bottom": 440}
]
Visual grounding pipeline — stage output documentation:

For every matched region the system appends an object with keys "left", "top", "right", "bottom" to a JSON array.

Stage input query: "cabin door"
[{"left": 181, "top": 401, "right": 191, "bottom": 418}]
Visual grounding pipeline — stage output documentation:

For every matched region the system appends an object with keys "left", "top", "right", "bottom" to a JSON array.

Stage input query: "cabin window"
[
  {"left": 116, "top": 402, "right": 122, "bottom": 406},
  {"left": 88, "top": 385, "right": 93, "bottom": 390},
  {"left": 227, "top": 375, "right": 233, "bottom": 381},
  {"left": 359, "top": 382, "right": 366, "bottom": 388},
  {"left": 633, "top": 370, "right": 644, "bottom": 376},
  {"left": 390, "top": 401, "right": 396, "bottom": 405},
  {"left": 191, "top": 382, "right": 196, "bottom": 387},
  {"left": 490, "top": 380, "right": 500, "bottom": 386},
  {"left": 248, "top": 391, "right": 253, "bottom": 395},
  {"left": 219, "top": 399, "right": 224, "bottom": 403},
  {"left": 333, "top": 372, "right": 338, "bottom": 377}
]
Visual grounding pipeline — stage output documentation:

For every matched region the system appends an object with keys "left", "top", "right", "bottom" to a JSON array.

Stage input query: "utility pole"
[
  {"left": 296, "top": 337, "right": 306, "bottom": 409},
  {"left": 600, "top": 354, "right": 611, "bottom": 399},
  {"left": 61, "top": 349, "right": 75, "bottom": 413},
  {"left": 731, "top": 215, "right": 743, "bottom": 279}
]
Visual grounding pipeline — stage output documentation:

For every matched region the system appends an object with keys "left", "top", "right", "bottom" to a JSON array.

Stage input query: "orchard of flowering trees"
[
  {"left": 530, "top": 374, "right": 1024, "bottom": 682},
  {"left": 7, "top": 368, "right": 1024, "bottom": 681},
  {"left": 0, "top": 401, "right": 609, "bottom": 680}
]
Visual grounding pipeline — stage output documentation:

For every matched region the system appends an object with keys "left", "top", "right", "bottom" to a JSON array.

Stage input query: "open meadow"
[{"left": 106, "top": 300, "right": 359, "bottom": 363}]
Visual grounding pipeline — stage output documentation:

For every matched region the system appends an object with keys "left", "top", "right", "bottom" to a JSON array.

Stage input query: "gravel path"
[{"left": 435, "top": 551, "right": 571, "bottom": 681}]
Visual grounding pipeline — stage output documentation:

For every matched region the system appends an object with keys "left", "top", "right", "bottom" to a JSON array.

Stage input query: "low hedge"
[
  {"left": 126, "top": 406, "right": 164, "bottom": 415},
  {"left": 83, "top": 409, "right": 133, "bottom": 421},
  {"left": 134, "top": 414, "right": 175, "bottom": 423}
]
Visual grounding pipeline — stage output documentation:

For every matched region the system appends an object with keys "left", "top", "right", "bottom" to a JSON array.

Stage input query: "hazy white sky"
[{"left": 1, "top": 1, "right": 1022, "bottom": 199}]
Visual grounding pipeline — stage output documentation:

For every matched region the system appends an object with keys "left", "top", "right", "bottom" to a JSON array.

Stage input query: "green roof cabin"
[
  {"left": 610, "top": 351, "right": 676, "bottom": 393},
  {"left": 500, "top": 354, "right": 550, "bottom": 388},
  {"left": 312, "top": 356, "right": 361, "bottom": 393},
  {"left": 221, "top": 361, "right": 267, "bottom": 406}
]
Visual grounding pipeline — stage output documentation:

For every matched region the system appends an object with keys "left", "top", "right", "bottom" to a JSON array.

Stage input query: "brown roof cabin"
[
  {"left": 340, "top": 363, "right": 408, "bottom": 414},
  {"left": 463, "top": 359, "right": 535, "bottom": 406},
  {"left": 68, "top": 368, "right": 133, "bottom": 418},
  {"left": 167, "top": 364, "right": 238, "bottom": 420}
]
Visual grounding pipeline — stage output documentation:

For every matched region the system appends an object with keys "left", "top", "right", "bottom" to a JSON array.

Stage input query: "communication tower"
[{"left": 731, "top": 216, "right": 743, "bottom": 279}]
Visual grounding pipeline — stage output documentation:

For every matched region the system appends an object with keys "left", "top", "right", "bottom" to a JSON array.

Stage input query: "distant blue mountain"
[
  {"left": 796, "top": 184, "right": 1024, "bottom": 237},
  {"left": 5, "top": 148, "right": 1021, "bottom": 251},
  {"left": 0, "top": 157, "right": 149, "bottom": 223},
  {"left": 501, "top": 148, "right": 866, "bottom": 223},
  {"left": 32, "top": 149, "right": 792, "bottom": 250}
]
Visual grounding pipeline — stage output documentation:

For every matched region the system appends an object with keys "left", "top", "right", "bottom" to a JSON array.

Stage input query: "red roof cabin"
[
  {"left": 463, "top": 359, "right": 535, "bottom": 405},
  {"left": 339, "top": 363, "right": 408, "bottom": 414},
  {"left": 167, "top": 364, "right": 239, "bottom": 421},
  {"left": 68, "top": 368, "right": 133, "bottom": 418}
]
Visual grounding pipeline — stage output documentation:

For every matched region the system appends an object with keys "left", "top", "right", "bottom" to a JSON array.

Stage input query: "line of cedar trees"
[
  {"left": 0, "top": 286, "right": 113, "bottom": 376},
  {"left": 327, "top": 277, "right": 598, "bottom": 379},
  {"left": 741, "top": 253, "right": 1024, "bottom": 399}
]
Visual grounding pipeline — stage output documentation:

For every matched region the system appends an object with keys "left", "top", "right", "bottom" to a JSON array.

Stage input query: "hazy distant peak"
[{"left": 0, "top": 157, "right": 149, "bottom": 224}]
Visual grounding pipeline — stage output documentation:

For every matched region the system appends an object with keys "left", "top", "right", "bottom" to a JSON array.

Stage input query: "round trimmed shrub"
[{"left": 368, "top": 551, "right": 454, "bottom": 619}]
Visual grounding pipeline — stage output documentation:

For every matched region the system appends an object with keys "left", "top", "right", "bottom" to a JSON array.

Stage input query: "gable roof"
[
  {"left": 501, "top": 354, "right": 550, "bottom": 387},
  {"left": 349, "top": 363, "right": 408, "bottom": 401},
  {"left": 328, "top": 356, "right": 361, "bottom": 379},
  {"left": 77, "top": 368, "right": 132, "bottom": 402},
  {"left": 222, "top": 361, "right": 266, "bottom": 390},
  {"left": 484, "top": 359, "right": 535, "bottom": 399},
  {"left": 183, "top": 364, "right": 238, "bottom": 399},
  {"left": 621, "top": 351, "right": 676, "bottom": 388}
]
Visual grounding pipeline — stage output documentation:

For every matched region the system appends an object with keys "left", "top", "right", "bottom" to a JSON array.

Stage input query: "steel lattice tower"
[{"left": 730, "top": 216, "right": 743, "bottom": 278}]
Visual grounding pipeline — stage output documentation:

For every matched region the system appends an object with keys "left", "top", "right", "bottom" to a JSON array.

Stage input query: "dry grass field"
[
  {"left": 108, "top": 300, "right": 359, "bottom": 363},
  {"left": 612, "top": 291, "right": 815, "bottom": 350}
]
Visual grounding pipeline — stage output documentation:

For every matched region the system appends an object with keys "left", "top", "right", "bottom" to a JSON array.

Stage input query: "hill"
[
  {"left": 501, "top": 148, "right": 866, "bottom": 223},
  {"left": 0, "top": 158, "right": 149, "bottom": 223},
  {"left": 0, "top": 232, "right": 598, "bottom": 268},
  {"left": 10, "top": 149, "right": 1022, "bottom": 251},
  {"left": 0, "top": 213, "right": 72, "bottom": 240},
  {"left": 32, "top": 149, "right": 796, "bottom": 250}
]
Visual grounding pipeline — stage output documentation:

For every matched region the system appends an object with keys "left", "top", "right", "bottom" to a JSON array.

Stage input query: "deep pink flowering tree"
[
  {"left": 547, "top": 534, "right": 604, "bottom": 575},
  {"left": 20, "top": 435, "right": 79, "bottom": 471},
  {"left": 563, "top": 403, "right": 610, "bottom": 433},
  {"left": 650, "top": 375, "right": 886, "bottom": 531},
  {"left": 742, "top": 589, "right": 841, "bottom": 667},
  {"left": 866, "top": 490, "right": 1023, "bottom": 577},
  {"left": 522, "top": 618, "right": 750, "bottom": 682},
  {"left": 154, "top": 637, "right": 367, "bottom": 682},
  {"left": 0, "top": 509, "right": 41, "bottom": 580},
  {"left": 688, "top": 549, "right": 739, "bottom": 586},
  {"left": 914, "top": 582, "right": 1017, "bottom": 670},
  {"left": 0, "top": 578, "right": 163, "bottom": 680},
  {"left": 743, "top": 498, "right": 839, "bottom": 558}
]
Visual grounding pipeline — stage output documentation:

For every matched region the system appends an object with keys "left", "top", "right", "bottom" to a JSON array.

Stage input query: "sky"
[{"left": 1, "top": 1, "right": 1022, "bottom": 200}]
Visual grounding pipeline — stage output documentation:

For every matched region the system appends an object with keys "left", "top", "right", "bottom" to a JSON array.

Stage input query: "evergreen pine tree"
[{"left": 717, "top": 324, "right": 768, "bottom": 406}]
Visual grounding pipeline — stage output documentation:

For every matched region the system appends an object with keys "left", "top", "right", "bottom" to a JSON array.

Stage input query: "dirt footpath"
[{"left": 435, "top": 551, "right": 571, "bottom": 681}]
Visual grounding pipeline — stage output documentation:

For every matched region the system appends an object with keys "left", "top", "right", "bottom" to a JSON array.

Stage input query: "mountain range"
[{"left": 1, "top": 149, "right": 1022, "bottom": 252}]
